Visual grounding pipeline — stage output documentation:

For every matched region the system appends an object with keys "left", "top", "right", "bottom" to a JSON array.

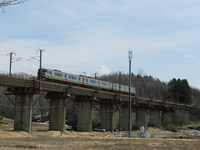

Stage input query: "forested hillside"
[{"left": 99, "top": 73, "right": 200, "bottom": 107}]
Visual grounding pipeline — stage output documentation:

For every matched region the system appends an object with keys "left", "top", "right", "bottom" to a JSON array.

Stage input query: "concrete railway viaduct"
[{"left": 0, "top": 74, "right": 198, "bottom": 133}]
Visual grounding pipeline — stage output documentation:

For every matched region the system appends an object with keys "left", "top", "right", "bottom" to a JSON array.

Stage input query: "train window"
[
  {"left": 101, "top": 82, "right": 107, "bottom": 86},
  {"left": 79, "top": 77, "right": 81, "bottom": 81},
  {"left": 60, "top": 73, "right": 63, "bottom": 77},
  {"left": 54, "top": 72, "right": 63, "bottom": 77},
  {"left": 86, "top": 79, "right": 88, "bottom": 82},
  {"left": 90, "top": 80, "right": 96, "bottom": 84},
  {"left": 69, "top": 75, "right": 77, "bottom": 80}
]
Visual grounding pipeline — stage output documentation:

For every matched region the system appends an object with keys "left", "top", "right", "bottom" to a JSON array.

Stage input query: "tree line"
[{"left": 99, "top": 72, "right": 200, "bottom": 107}]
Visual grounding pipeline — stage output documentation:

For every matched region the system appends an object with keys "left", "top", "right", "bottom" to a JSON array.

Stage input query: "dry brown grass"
[
  {"left": 0, "top": 131, "right": 200, "bottom": 150},
  {"left": 0, "top": 119, "right": 200, "bottom": 150}
]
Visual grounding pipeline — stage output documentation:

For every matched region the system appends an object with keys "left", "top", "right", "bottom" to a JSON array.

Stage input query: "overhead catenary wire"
[
  {"left": 1, "top": 50, "right": 97, "bottom": 75},
  {"left": 1, "top": 50, "right": 127, "bottom": 77},
  {"left": 43, "top": 52, "right": 111, "bottom": 75},
  {"left": 0, "top": 50, "right": 43, "bottom": 76},
  {"left": 0, "top": 53, "right": 8, "bottom": 56}
]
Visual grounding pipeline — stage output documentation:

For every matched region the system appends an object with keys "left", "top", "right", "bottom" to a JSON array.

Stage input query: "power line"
[
  {"left": 0, "top": 53, "right": 8, "bottom": 56},
  {"left": 44, "top": 53, "right": 101, "bottom": 73},
  {"left": 2, "top": 50, "right": 123, "bottom": 77}
]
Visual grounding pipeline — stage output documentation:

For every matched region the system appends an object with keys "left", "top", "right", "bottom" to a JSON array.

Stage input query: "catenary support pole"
[
  {"left": 9, "top": 52, "right": 15, "bottom": 75},
  {"left": 128, "top": 50, "right": 133, "bottom": 137}
]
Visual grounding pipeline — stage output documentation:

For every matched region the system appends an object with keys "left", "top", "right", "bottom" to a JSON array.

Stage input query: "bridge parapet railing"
[{"left": 0, "top": 73, "right": 36, "bottom": 80}]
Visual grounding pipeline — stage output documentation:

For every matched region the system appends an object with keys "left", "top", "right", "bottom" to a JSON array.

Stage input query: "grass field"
[{"left": 0, "top": 118, "right": 200, "bottom": 150}]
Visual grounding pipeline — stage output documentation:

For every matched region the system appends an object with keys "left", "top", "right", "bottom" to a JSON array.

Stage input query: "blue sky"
[{"left": 0, "top": 0, "right": 200, "bottom": 88}]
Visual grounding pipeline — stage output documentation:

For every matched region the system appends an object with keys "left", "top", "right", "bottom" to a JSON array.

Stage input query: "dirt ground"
[{"left": 0, "top": 119, "right": 200, "bottom": 150}]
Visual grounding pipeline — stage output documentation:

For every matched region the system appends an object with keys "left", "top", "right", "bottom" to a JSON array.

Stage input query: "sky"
[{"left": 0, "top": 0, "right": 200, "bottom": 88}]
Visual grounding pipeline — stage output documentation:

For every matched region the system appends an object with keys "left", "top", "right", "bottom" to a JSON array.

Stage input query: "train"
[{"left": 38, "top": 68, "right": 136, "bottom": 94}]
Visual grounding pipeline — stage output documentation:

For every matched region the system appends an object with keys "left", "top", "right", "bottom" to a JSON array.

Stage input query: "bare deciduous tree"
[
  {"left": 0, "top": 0, "right": 27, "bottom": 6},
  {"left": 0, "top": 0, "right": 28, "bottom": 12}
]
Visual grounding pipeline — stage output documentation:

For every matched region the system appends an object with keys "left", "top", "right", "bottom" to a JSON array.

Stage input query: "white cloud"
[
  {"left": 184, "top": 55, "right": 196, "bottom": 59},
  {"left": 98, "top": 66, "right": 112, "bottom": 75}
]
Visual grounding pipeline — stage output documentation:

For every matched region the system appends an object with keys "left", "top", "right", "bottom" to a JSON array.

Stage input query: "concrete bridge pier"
[
  {"left": 136, "top": 107, "right": 148, "bottom": 129},
  {"left": 149, "top": 109, "right": 162, "bottom": 128},
  {"left": 174, "top": 109, "right": 190, "bottom": 125},
  {"left": 100, "top": 100, "right": 114, "bottom": 131},
  {"left": 183, "top": 110, "right": 190, "bottom": 123},
  {"left": 161, "top": 110, "right": 175, "bottom": 126},
  {"left": 47, "top": 92, "right": 67, "bottom": 132},
  {"left": 119, "top": 104, "right": 129, "bottom": 131},
  {"left": 161, "top": 109, "right": 190, "bottom": 127},
  {"left": 76, "top": 96, "right": 92, "bottom": 132},
  {"left": 11, "top": 88, "right": 34, "bottom": 133}
]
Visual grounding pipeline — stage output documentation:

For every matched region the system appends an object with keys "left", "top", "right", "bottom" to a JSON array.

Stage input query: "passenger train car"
[{"left": 38, "top": 68, "right": 136, "bottom": 94}]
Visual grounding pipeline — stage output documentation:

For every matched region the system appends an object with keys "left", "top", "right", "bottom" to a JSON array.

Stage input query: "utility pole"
[
  {"left": 128, "top": 50, "right": 133, "bottom": 137},
  {"left": 118, "top": 71, "right": 122, "bottom": 131},
  {"left": 119, "top": 71, "right": 121, "bottom": 100},
  {"left": 37, "top": 49, "right": 45, "bottom": 81},
  {"left": 9, "top": 52, "right": 16, "bottom": 75}
]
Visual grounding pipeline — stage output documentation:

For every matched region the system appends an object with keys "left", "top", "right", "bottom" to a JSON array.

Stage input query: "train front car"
[
  {"left": 37, "top": 68, "right": 48, "bottom": 80},
  {"left": 37, "top": 68, "right": 65, "bottom": 82}
]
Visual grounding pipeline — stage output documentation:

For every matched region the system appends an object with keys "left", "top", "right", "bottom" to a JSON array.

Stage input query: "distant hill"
[{"left": 99, "top": 73, "right": 200, "bottom": 107}]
